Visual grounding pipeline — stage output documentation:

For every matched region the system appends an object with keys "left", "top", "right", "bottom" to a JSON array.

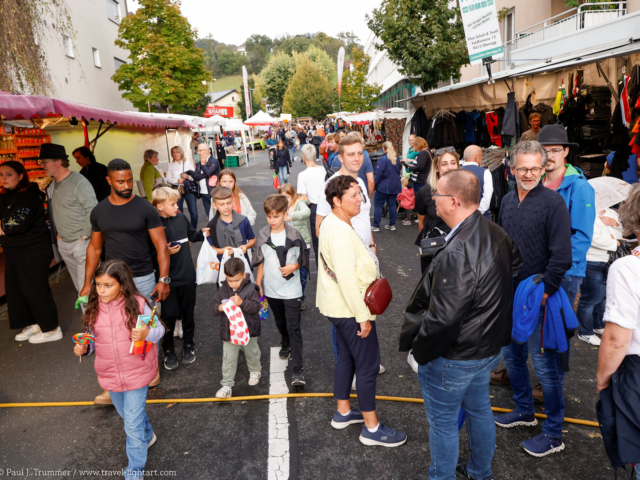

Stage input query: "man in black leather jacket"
[{"left": 400, "top": 169, "right": 521, "bottom": 480}]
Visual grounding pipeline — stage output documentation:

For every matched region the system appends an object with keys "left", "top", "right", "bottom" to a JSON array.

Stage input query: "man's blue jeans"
[
  {"left": 560, "top": 275, "right": 583, "bottom": 306},
  {"left": 576, "top": 261, "right": 607, "bottom": 336},
  {"left": 200, "top": 193, "right": 212, "bottom": 220},
  {"left": 288, "top": 147, "right": 296, "bottom": 162},
  {"left": 419, "top": 355, "right": 500, "bottom": 480},
  {"left": 300, "top": 266, "right": 308, "bottom": 299},
  {"left": 373, "top": 192, "right": 398, "bottom": 228},
  {"left": 278, "top": 166, "right": 289, "bottom": 185},
  {"left": 502, "top": 308, "right": 566, "bottom": 438},
  {"left": 109, "top": 386, "right": 154, "bottom": 480},
  {"left": 177, "top": 192, "right": 198, "bottom": 229},
  {"left": 133, "top": 272, "right": 156, "bottom": 304}
]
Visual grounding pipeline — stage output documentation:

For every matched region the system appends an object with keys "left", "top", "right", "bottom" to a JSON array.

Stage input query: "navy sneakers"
[
  {"left": 521, "top": 433, "right": 565, "bottom": 457},
  {"left": 494, "top": 410, "right": 538, "bottom": 428},
  {"left": 359, "top": 423, "right": 407, "bottom": 447},
  {"left": 330, "top": 409, "right": 365, "bottom": 430}
]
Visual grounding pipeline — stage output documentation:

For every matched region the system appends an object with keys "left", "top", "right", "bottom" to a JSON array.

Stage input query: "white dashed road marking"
[{"left": 268, "top": 346, "right": 290, "bottom": 480}]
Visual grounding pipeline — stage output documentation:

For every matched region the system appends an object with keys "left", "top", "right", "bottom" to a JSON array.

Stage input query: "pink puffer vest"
[{"left": 92, "top": 295, "right": 158, "bottom": 393}]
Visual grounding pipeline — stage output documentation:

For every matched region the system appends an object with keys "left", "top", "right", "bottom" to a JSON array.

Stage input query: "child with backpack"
[{"left": 73, "top": 260, "right": 164, "bottom": 480}]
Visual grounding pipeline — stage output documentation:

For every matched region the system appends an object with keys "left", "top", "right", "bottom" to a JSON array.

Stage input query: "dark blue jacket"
[
  {"left": 374, "top": 154, "right": 402, "bottom": 195},
  {"left": 498, "top": 182, "right": 572, "bottom": 296}
]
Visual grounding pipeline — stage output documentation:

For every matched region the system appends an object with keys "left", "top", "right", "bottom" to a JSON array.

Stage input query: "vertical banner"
[
  {"left": 337, "top": 47, "right": 345, "bottom": 99},
  {"left": 459, "top": 0, "right": 503, "bottom": 65},
  {"left": 242, "top": 65, "right": 251, "bottom": 119}
]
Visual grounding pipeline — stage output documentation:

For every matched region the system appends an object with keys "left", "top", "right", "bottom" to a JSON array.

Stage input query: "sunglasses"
[{"left": 435, "top": 146, "right": 456, "bottom": 155}]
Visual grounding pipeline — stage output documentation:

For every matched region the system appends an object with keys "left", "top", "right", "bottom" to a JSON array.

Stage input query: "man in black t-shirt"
[{"left": 80, "top": 159, "right": 170, "bottom": 302}]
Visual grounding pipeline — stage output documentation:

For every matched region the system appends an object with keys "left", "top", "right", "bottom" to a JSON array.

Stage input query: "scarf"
[{"left": 215, "top": 210, "right": 245, "bottom": 249}]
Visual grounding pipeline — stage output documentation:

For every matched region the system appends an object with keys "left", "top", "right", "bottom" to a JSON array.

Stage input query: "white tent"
[{"left": 244, "top": 110, "right": 278, "bottom": 126}]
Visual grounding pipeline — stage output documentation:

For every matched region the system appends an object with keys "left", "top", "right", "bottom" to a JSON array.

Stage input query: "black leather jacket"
[{"left": 400, "top": 211, "right": 522, "bottom": 365}]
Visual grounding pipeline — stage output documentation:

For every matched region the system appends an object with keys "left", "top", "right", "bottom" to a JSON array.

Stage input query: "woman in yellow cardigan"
[
  {"left": 317, "top": 175, "right": 407, "bottom": 448},
  {"left": 139, "top": 149, "right": 164, "bottom": 201}
]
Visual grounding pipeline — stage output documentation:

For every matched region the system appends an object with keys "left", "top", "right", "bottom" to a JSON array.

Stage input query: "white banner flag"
[
  {"left": 242, "top": 65, "right": 251, "bottom": 118},
  {"left": 337, "top": 47, "right": 345, "bottom": 99},
  {"left": 459, "top": 0, "right": 503, "bottom": 66}
]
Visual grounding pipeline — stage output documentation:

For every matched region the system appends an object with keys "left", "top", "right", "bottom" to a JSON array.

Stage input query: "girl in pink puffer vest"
[{"left": 74, "top": 260, "right": 165, "bottom": 480}]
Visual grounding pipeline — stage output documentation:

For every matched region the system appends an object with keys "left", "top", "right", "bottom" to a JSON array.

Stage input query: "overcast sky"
[{"left": 127, "top": 0, "right": 382, "bottom": 46}]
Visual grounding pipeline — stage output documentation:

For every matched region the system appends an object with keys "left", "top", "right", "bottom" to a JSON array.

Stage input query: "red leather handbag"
[{"left": 364, "top": 277, "right": 392, "bottom": 315}]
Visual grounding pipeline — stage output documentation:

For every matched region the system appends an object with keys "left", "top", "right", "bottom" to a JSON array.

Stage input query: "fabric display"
[
  {"left": 384, "top": 118, "right": 405, "bottom": 155},
  {"left": 221, "top": 299, "right": 250, "bottom": 346}
]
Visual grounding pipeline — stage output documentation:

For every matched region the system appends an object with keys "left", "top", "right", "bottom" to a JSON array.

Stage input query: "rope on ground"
[{"left": 0, "top": 393, "right": 600, "bottom": 427}]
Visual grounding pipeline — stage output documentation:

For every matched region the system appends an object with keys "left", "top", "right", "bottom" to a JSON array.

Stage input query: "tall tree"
[
  {"left": 367, "top": 0, "right": 468, "bottom": 91},
  {"left": 283, "top": 58, "right": 334, "bottom": 119},
  {"left": 236, "top": 77, "right": 263, "bottom": 121},
  {"left": 174, "top": 93, "right": 210, "bottom": 116},
  {"left": 277, "top": 36, "right": 313, "bottom": 55},
  {"left": 340, "top": 47, "right": 381, "bottom": 113},
  {"left": 112, "top": 0, "right": 209, "bottom": 112},
  {"left": 259, "top": 51, "right": 296, "bottom": 112},
  {"left": 292, "top": 45, "right": 336, "bottom": 83}
]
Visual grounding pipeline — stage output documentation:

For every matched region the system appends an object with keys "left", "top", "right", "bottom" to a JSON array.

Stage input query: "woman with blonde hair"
[
  {"left": 209, "top": 169, "right": 257, "bottom": 225},
  {"left": 166, "top": 145, "right": 200, "bottom": 228},
  {"left": 372, "top": 141, "right": 403, "bottom": 232}
]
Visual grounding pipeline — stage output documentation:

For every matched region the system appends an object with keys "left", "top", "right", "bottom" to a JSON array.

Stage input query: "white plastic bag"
[
  {"left": 195, "top": 240, "right": 220, "bottom": 285},
  {"left": 222, "top": 299, "right": 250, "bottom": 346},
  {"left": 218, "top": 248, "right": 254, "bottom": 286}
]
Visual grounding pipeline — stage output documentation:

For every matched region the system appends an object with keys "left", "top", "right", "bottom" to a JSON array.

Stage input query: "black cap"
[
  {"left": 537, "top": 124, "right": 579, "bottom": 148},
  {"left": 37, "top": 143, "right": 68, "bottom": 160}
]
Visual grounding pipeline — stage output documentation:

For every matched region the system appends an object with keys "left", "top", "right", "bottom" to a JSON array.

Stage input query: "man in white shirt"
[
  {"left": 316, "top": 136, "right": 375, "bottom": 254},
  {"left": 461, "top": 145, "right": 493, "bottom": 219}
]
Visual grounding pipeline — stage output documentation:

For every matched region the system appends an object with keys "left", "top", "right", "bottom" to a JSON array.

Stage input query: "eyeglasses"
[
  {"left": 514, "top": 167, "right": 543, "bottom": 175},
  {"left": 37, "top": 159, "right": 55, "bottom": 165},
  {"left": 432, "top": 190, "right": 460, "bottom": 206},
  {"left": 435, "top": 146, "right": 456, "bottom": 155},
  {"left": 544, "top": 148, "right": 566, "bottom": 156}
]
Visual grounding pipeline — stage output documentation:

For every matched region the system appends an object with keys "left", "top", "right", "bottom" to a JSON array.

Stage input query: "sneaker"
[
  {"left": 164, "top": 350, "right": 179, "bottom": 370},
  {"left": 216, "top": 386, "right": 232, "bottom": 398},
  {"left": 292, "top": 372, "right": 306, "bottom": 386},
  {"left": 532, "top": 383, "right": 544, "bottom": 403},
  {"left": 402, "top": 219, "right": 412, "bottom": 226},
  {"left": 248, "top": 371, "right": 262, "bottom": 386},
  {"left": 379, "top": 365, "right": 386, "bottom": 375},
  {"left": 407, "top": 351, "right": 419, "bottom": 373},
  {"left": 149, "top": 368, "right": 161, "bottom": 387},
  {"left": 279, "top": 346, "right": 291, "bottom": 360},
  {"left": 490, "top": 368, "right": 510, "bottom": 386},
  {"left": 594, "top": 328, "right": 605, "bottom": 335},
  {"left": 331, "top": 409, "right": 365, "bottom": 429},
  {"left": 300, "top": 299, "right": 306, "bottom": 311},
  {"left": 15, "top": 324, "right": 41, "bottom": 341},
  {"left": 182, "top": 344, "right": 196, "bottom": 364},
  {"left": 578, "top": 334, "right": 601, "bottom": 346},
  {"left": 371, "top": 226, "right": 380, "bottom": 232},
  {"left": 495, "top": 410, "right": 538, "bottom": 428},
  {"left": 94, "top": 390, "right": 113, "bottom": 405},
  {"left": 384, "top": 225, "right": 396, "bottom": 231},
  {"left": 456, "top": 460, "right": 495, "bottom": 480},
  {"left": 28, "top": 326, "right": 63, "bottom": 344},
  {"left": 147, "top": 432, "right": 157, "bottom": 449},
  {"left": 359, "top": 423, "right": 407, "bottom": 447},
  {"left": 521, "top": 433, "right": 565, "bottom": 457}
]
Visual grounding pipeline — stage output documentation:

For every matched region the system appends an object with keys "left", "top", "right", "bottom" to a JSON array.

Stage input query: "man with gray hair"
[
  {"left": 494, "top": 140, "right": 573, "bottom": 458},
  {"left": 462, "top": 145, "right": 493, "bottom": 219}
]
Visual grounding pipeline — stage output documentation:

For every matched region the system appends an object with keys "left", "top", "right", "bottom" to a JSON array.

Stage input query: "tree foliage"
[
  {"left": 283, "top": 58, "right": 334, "bottom": 119},
  {"left": 173, "top": 93, "right": 210, "bottom": 116},
  {"left": 217, "top": 49, "right": 248, "bottom": 75},
  {"left": 258, "top": 51, "right": 297, "bottom": 112},
  {"left": 340, "top": 47, "right": 381, "bottom": 113},
  {"left": 277, "top": 36, "right": 314, "bottom": 55},
  {"left": 112, "top": 0, "right": 209, "bottom": 112},
  {"left": 292, "top": 45, "right": 336, "bottom": 83},
  {"left": 236, "top": 77, "right": 263, "bottom": 121},
  {"left": 367, "top": 0, "right": 468, "bottom": 91}
]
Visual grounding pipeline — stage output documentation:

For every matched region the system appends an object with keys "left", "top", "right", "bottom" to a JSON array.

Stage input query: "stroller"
[{"left": 268, "top": 145, "right": 276, "bottom": 170}]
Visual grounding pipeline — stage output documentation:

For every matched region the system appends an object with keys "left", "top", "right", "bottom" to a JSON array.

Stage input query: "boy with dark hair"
[
  {"left": 253, "top": 194, "right": 309, "bottom": 386},
  {"left": 212, "top": 258, "right": 263, "bottom": 398}
]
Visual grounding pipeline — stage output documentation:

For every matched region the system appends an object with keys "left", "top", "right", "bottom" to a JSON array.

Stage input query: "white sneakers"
[
  {"left": 248, "top": 372, "right": 262, "bottom": 386},
  {"left": 26, "top": 326, "right": 63, "bottom": 344},
  {"left": 173, "top": 320, "right": 183, "bottom": 338},
  {"left": 148, "top": 432, "right": 157, "bottom": 450},
  {"left": 594, "top": 328, "right": 605, "bottom": 335},
  {"left": 578, "top": 334, "right": 601, "bottom": 346},
  {"left": 407, "top": 351, "right": 419, "bottom": 373},
  {"left": 15, "top": 324, "right": 41, "bottom": 341},
  {"left": 216, "top": 386, "right": 232, "bottom": 398}
]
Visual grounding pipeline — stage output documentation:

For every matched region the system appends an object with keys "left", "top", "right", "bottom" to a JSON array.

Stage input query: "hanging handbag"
[{"left": 208, "top": 175, "right": 218, "bottom": 187}]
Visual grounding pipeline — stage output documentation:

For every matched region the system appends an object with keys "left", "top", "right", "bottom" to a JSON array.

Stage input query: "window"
[
  {"left": 107, "top": 0, "right": 121, "bottom": 24},
  {"left": 93, "top": 48, "right": 101, "bottom": 68},
  {"left": 63, "top": 35, "right": 74, "bottom": 58},
  {"left": 114, "top": 57, "right": 127, "bottom": 70}
]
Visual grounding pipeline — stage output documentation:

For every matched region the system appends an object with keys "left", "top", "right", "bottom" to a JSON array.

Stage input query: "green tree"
[
  {"left": 259, "top": 51, "right": 297, "bottom": 112},
  {"left": 112, "top": 0, "right": 209, "bottom": 112},
  {"left": 174, "top": 93, "right": 210, "bottom": 116},
  {"left": 283, "top": 58, "right": 333, "bottom": 119},
  {"left": 278, "top": 36, "right": 313, "bottom": 55},
  {"left": 236, "top": 77, "right": 263, "bottom": 121},
  {"left": 217, "top": 49, "right": 247, "bottom": 75},
  {"left": 292, "top": 45, "right": 336, "bottom": 83},
  {"left": 245, "top": 34, "right": 273, "bottom": 53},
  {"left": 340, "top": 47, "right": 381, "bottom": 113},
  {"left": 337, "top": 31, "right": 362, "bottom": 51},
  {"left": 367, "top": 0, "right": 468, "bottom": 91}
]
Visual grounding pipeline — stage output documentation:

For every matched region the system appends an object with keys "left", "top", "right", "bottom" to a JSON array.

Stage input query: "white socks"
[
  {"left": 338, "top": 410, "right": 351, "bottom": 417},
  {"left": 367, "top": 423, "right": 380, "bottom": 433}
]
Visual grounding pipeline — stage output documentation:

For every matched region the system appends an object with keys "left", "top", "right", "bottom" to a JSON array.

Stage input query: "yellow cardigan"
[{"left": 316, "top": 213, "right": 377, "bottom": 323}]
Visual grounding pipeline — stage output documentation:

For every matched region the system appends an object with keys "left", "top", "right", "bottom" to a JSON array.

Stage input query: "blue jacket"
[
  {"left": 374, "top": 154, "right": 402, "bottom": 195},
  {"left": 552, "top": 165, "right": 595, "bottom": 278},
  {"left": 512, "top": 275, "right": 578, "bottom": 354}
]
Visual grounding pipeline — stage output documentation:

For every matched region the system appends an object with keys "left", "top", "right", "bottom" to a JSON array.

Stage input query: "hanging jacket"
[
  {"left": 501, "top": 91, "right": 519, "bottom": 139},
  {"left": 212, "top": 276, "right": 262, "bottom": 341}
]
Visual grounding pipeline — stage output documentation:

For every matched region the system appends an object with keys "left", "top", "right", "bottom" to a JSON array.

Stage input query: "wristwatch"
[{"left": 159, "top": 276, "right": 171, "bottom": 285}]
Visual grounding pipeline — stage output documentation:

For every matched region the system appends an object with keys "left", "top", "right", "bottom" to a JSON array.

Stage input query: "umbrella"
[{"left": 588, "top": 177, "right": 632, "bottom": 211}]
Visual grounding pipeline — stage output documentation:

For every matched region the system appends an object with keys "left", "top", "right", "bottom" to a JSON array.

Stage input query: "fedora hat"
[
  {"left": 37, "top": 143, "right": 69, "bottom": 160},
  {"left": 537, "top": 124, "right": 579, "bottom": 148}
]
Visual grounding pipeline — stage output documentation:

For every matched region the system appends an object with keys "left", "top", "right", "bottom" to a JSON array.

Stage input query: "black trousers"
[
  {"left": 309, "top": 203, "right": 319, "bottom": 268},
  {"left": 268, "top": 297, "right": 303, "bottom": 373},
  {"left": 161, "top": 283, "right": 196, "bottom": 351},
  {"left": 6, "top": 246, "right": 59, "bottom": 332},
  {"left": 328, "top": 317, "right": 379, "bottom": 412}
]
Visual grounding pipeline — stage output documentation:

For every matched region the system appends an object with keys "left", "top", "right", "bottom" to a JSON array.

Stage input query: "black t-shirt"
[
  {"left": 297, "top": 131, "right": 308, "bottom": 145},
  {"left": 90, "top": 195, "right": 163, "bottom": 277}
]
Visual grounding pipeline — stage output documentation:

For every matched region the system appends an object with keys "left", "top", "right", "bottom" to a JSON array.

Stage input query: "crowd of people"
[{"left": 0, "top": 118, "right": 639, "bottom": 480}]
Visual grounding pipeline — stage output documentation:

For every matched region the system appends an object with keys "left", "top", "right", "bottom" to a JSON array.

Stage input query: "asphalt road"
[{"left": 0, "top": 149, "right": 615, "bottom": 479}]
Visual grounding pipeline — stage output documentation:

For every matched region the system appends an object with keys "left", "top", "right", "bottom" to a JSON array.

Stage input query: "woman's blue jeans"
[
  {"left": 373, "top": 192, "right": 398, "bottom": 228},
  {"left": 278, "top": 166, "right": 289, "bottom": 185},
  {"left": 177, "top": 192, "right": 198, "bottom": 229},
  {"left": 576, "top": 261, "right": 607, "bottom": 336},
  {"left": 109, "top": 386, "right": 153, "bottom": 480}
]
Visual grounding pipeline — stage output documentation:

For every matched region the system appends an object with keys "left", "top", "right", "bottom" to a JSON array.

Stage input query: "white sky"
[{"left": 126, "top": 0, "right": 382, "bottom": 47}]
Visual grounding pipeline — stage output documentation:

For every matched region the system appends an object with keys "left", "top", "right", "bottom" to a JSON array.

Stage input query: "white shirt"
[
  {"left": 165, "top": 159, "right": 196, "bottom": 185},
  {"left": 296, "top": 166, "right": 327, "bottom": 205},
  {"left": 586, "top": 208, "right": 624, "bottom": 263},
  {"left": 461, "top": 161, "right": 493, "bottom": 214},
  {"left": 261, "top": 229, "right": 302, "bottom": 300},
  {"left": 603, "top": 249, "right": 640, "bottom": 356},
  {"left": 317, "top": 172, "right": 371, "bottom": 246}
]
